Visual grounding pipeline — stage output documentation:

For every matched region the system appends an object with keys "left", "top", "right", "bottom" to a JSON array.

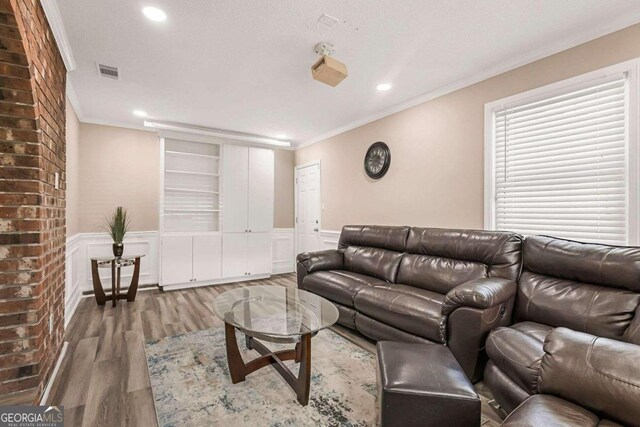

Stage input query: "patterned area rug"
[{"left": 144, "top": 327, "right": 378, "bottom": 426}]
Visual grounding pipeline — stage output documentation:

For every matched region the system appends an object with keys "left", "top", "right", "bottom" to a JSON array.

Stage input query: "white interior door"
[
  {"left": 222, "top": 144, "right": 249, "bottom": 232},
  {"left": 295, "top": 163, "right": 321, "bottom": 254},
  {"left": 222, "top": 233, "right": 247, "bottom": 277},
  {"left": 161, "top": 235, "right": 193, "bottom": 285},
  {"left": 247, "top": 232, "right": 272, "bottom": 275},
  {"left": 248, "top": 147, "right": 274, "bottom": 232},
  {"left": 192, "top": 235, "right": 222, "bottom": 281}
]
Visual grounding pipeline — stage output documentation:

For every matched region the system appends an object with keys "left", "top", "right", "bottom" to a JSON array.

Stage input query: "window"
[{"left": 485, "top": 60, "right": 639, "bottom": 245}]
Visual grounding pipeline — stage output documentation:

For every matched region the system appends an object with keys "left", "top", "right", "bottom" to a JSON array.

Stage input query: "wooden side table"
[{"left": 90, "top": 255, "right": 144, "bottom": 307}]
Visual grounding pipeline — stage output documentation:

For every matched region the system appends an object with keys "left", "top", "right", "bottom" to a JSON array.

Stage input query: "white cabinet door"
[
  {"left": 161, "top": 235, "right": 193, "bottom": 285},
  {"left": 222, "top": 233, "right": 247, "bottom": 278},
  {"left": 247, "top": 232, "right": 272, "bottom": 275},
  {"left": 193, "top": 235, "right": 222, "bottom": 281},
  {"left": 222, "top": 145, "right": 249, "bottom": 232},
  {"left": 248, "top": 147, "right": 274, "bottom": 233}
]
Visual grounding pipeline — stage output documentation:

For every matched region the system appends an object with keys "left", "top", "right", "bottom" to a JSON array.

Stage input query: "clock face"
[{"left": 364, "top": 142, "right": 390, "bottom": 179}]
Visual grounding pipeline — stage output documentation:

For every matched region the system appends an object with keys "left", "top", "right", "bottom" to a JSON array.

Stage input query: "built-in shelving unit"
[
  {"left": 162, "top": 139, "right": 220, "bottom": 233},
  {"left": 159, "top": 136, "right": 274, "bottom": 290}
]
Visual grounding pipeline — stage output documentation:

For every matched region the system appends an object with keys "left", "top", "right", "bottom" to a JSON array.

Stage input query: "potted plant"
[{"left": 104, "top": 206, "right": 130, "bottom": 257}]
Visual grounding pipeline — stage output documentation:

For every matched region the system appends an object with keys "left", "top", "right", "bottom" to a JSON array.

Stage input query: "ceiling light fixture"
[
  {"left": 276, "top": 134, "right": 287, "bottom": 140},
  {"left": 133, "top": 110, "right": 148, "bottom": 118},
  {"left": 376, "top": 83, "right": 392, "bottom": 91},
  {"left": 142, "top": 6, "right": 167, "bottom": 22},
  {"left": 144, "top": 120, "right": 291, "bottom": 148}
]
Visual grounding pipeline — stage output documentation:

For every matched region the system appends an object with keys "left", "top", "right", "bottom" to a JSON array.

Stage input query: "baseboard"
[
  {"left": 39, "top": 341, "right": 68, "bottom": 405},
  {"left": 160, "top": 273, "right": 271, "bottom": 291}
]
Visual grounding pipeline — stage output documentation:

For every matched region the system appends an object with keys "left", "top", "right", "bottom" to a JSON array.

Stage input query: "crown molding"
[
  {"left": 40, "top": 0, "right": 76, "bottom": 72},
  {"left": 295, "top": 13, "right": 640, "bottom": 149}
]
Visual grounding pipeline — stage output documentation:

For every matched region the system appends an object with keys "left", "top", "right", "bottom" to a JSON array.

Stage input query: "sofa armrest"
[
  {"left": 296, "top": 250, "right": 344, "bottom": 289},
  {"left": 538, "top": 328, "right": 640, "bottom": 427},
  {"left": 442, "top": 277, "right": 517, "bottom": 316}
]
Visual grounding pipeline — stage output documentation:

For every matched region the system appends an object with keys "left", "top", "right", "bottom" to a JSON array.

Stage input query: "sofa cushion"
[
  {"left": 343, "top": 246, "right": 404, "bottom": 283},
  {"left": 516, "top": 271, "right": 640, "bottom": 340},
  {"left": 396, "top": 253, "right": 488, "bottom": 294},
  {"left": 524, "top": 235, "right": 640, "bottom": 292},
  {"left": 501, "top": 395, "right": 601, "bottom": 427},
  {"left": 301, "top": 270, "right": 386, "bottom": 308},
  {"left": 486, "top": 321, "right": 553, "bottom": 394},
  {"left": 405, "top": 228, "right": 522, "bottom": 281},
  {"left": 353, "top": 284, "right": 445, "bottom": 342},
  {"left": 338, "top": 225, "right": 409, "bottom": 252}
]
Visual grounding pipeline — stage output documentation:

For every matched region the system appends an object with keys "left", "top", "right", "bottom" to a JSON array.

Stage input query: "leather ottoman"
[{"left": 376, "top": 341, "right": 481, "bottom": 427}]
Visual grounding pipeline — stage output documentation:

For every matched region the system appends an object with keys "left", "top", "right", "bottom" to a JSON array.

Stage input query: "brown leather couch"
[
  {"left": 296, "top": 225, "right": 523, "bottom": 381},
  {"left": 501, "top": 327, "right": 640, "bottom": 427},
  {"left": 485, "top": 235, "right": 640, "bottom": 413}
]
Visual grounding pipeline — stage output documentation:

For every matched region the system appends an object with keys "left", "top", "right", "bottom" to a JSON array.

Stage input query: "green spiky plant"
[{"left": 104, "top": 206, "right": 130, "bottom": 244}]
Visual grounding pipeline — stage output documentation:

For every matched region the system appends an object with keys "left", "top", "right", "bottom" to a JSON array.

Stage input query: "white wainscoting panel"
[
  {"left": 318, "top": 230, "right": 340, "bottom": 249},
  {"left": 272, "top": 228, "right": 294, "bottom": 274},
  {"left": 64, "top": 234, "right": 81, "bottom": 327},
  {"left": 63, "top": 231, "right": 160, "bottom": 299}
]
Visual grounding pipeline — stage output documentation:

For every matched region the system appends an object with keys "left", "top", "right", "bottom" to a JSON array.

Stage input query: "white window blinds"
[{"left": 493, "top": 74, "right": 629, "bottom": 245}]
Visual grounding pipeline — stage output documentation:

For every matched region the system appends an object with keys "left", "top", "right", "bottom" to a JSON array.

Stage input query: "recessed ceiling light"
[
  {"left": 142, "top": 6, "right": 167, "bottom": 22},
  {"left": 376, "top": 83, "right": 392, "bottom": 91},
  {"left": 133, "top": 110, "right": 148, "bottom": 118}
]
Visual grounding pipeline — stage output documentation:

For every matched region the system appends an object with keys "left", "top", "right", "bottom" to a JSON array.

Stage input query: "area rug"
[{"left": 144, "top": 328, "right": 378, "bottom": 426}]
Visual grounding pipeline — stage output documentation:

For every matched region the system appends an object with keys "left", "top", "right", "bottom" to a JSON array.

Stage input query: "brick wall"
[{"left": 0, "top": 0, "right": 66, "bottom": 404}]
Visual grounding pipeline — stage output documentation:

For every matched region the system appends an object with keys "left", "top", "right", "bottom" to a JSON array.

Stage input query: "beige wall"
[
  {"left": 295, "top": 24, "right": 640, "bottom": 231},
  {"left": 274, "top": 149, "right": 295, "bottom": 228},
  {"left": 78, "top": 124, "right": 160, "bottom": 232},
  {"left": 74, "top": 123, "right": 295, "bottom": 232},
  {"left": 65, "top": 97, "right": 81, "bottom": 236}
]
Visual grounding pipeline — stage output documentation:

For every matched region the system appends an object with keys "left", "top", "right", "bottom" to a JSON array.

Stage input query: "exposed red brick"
[{"left": 0, "top": 0, "right": 66, "bottom": 404}]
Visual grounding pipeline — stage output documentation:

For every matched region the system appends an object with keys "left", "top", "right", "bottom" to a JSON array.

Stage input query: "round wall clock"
[{"left": 364, "top": 141, "right": 391, "bottom": 179}]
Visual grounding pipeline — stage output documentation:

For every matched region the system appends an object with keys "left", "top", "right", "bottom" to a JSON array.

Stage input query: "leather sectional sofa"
[
  {"left": 297, "top": 225, "right": 640, "bottom": 425},
  {"left": 296, "top": 225, "right": 523, "bottom": 381},
  {"left": 485, "top": 235, "right": 640, "bottom": 413}
]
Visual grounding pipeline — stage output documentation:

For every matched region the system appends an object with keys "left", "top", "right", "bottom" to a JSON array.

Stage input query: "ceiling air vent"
[{"left": 97, "top": 63, "right": 120, "bottom": 79}]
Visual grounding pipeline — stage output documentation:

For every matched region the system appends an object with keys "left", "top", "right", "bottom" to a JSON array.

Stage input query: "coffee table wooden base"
[{"left": 224, "top": 322, "right": 312, "bottom": 406}]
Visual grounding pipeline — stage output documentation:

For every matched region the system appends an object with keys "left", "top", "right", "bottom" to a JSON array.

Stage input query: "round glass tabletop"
[{"left": 212, "top": 285, "right": 339, "bottom": 338}]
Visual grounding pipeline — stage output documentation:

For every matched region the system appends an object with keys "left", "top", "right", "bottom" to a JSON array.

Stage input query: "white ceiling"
[{"left": 59, "top": 0, "right": 640, "bottom": 146}]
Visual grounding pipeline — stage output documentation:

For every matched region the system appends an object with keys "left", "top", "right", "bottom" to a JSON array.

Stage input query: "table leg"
[
  {"left": 111, "top": 261, "right": 116, "bottom": 307},
  {"left": 126, "top": 257, "right": 141, "bottom": 302},
  {"left": 225, "top": 322, "right": 246, "bottom": 383},
  {"left": 296, "top": 333, "right": 312, "bottom": 405},
  {"left": 91, "top": 260, "right": 107, "bottom": 305}
]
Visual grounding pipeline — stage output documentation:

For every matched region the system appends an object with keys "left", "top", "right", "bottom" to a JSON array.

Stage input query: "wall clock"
[{"left": 364, "top": 141, "right": 391, "bottom": 179}]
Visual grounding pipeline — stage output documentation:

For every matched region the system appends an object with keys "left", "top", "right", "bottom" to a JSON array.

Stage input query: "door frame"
[{"left": 294, "top": 160, "right": 322, "bottom": 258}]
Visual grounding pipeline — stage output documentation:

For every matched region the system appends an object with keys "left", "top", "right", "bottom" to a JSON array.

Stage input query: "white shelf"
[
  {"left": 165, "top": 187, "right": 219, "bottom": 194},
  {"left": 166, "top": 150, "right": 220, "bottom": 160},
  {"left": 166, "top": 170, "right": 219, "bottom": 177}
]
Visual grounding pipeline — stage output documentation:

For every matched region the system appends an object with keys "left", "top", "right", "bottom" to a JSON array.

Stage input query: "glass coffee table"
[{"left": 212, "top": 285, "right": 339, "bottom": 405}]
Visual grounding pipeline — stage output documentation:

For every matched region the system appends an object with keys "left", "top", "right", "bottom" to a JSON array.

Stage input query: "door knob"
[{"left": 313, "top": 228, "right": 319, "bottom": 232}]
